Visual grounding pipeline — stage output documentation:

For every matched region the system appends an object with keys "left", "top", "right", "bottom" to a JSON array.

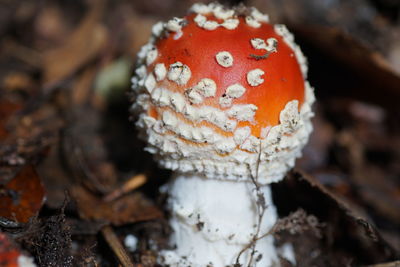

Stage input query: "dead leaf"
[
  {"left": 72, "top": 185, "right": 162, "bottom": 226},
  {"left": 0, "top": 165, "right": 46, "bottom": 224},
  {"left": 0, "top": 99, "right": 22, "bottom": 141},
  {"left": 42, "top": 1, "right": 107, "bottom": 89},
  {"left": 71, "top": 66, "right": 97, "bottom": 105}
]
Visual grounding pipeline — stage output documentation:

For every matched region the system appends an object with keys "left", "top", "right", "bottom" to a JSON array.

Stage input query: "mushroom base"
[{"left": 160, "top": 173, "right": 283, "bottom": 267}]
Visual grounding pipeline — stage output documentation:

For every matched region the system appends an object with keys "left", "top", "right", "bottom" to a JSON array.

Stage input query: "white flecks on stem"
[
  {"left": 161, "top": 174, "right": 279, "bottom": 267},
  {"left": 215, "top": 51, "right": 233, "bottom": 68}
]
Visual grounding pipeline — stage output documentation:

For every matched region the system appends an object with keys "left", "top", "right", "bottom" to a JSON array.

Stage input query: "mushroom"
[{"left": 130, "top": 3, "right": 315, "bottom": 267}]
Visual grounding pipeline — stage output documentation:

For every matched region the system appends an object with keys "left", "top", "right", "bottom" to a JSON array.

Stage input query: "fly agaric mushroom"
[{"left": 130, "top": 3, "right": 315, "bottom": 266}]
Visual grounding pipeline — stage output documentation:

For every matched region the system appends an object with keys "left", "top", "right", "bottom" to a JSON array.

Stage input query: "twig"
[
  {"left": 101, "top": 225, "right": 134, "bottom": 267},
  {"left": 249, "top": 51, "right": 273, "bottom": 61},
  {"left": 364, "top": 261, "right": 400, "bottom": 267},
  {"left": 236, "top": 140, "right": 267, "bottom": 266},
  {"left": 103, "top": 174, "right": 147, "bottom": 202}
]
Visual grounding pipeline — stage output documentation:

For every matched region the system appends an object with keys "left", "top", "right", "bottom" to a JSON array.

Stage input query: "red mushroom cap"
[
  {"left": 152, "top": 14, "right": 304, "bottom": 138},
  {"left": 132, "top": 3, "right": 314, "bottom": 182}
]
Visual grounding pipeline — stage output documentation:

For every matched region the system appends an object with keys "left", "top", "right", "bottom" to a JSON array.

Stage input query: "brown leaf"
[
  {"left": 72, "top": 185, "right": 162, "bottom": 226},
  {"left": 42, "top": 1, "right": 107, "bottom": 89},
  {"left": 0, "top": 165, "right": 46, "bottom": 224},
  {"left": 0, "top": 100, "right": 22, "bottom": 141}
]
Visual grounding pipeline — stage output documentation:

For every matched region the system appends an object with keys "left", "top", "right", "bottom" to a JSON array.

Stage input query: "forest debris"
[
  {"left": 30, "top": 211, "right": 73, "bottom": 267},
  {"left": 0, "top": 232, "right": 36, "bottom": 267},
  {"left": 0, "top": 165, "right": 45, "bottom": 224},
  {"left": 63, "top": 116, "right": 118, "bottom": 193},
  {"left": 273, "top": 209, "right": 324, "bottom": 238},
  {"left": 293, "top": 25, "right": 400, "bottom": 110},
  {"left": 101, "top": 225, "right": 134, "bottom": 267},
  {"left": 0, "top": 99, "right": 22, "bottom": 141},
  {"left": 2, "top": 72, "right": 35, "bottom": 92},
  {"left": 0, "top": 98, "right": 63, "bottom": 186},
  {"left": 34, "top": 4, "right": 71, "bottom": 45},
  {"left": 273, "top": 170, "right": 399, "bottom": 265},
  {"left": 330, "top": 112, "right": 400, "bottom": 225},
  {"left": 42, "top": 1, "right": 107, "bottom": 89},
  {"left": 1, "top": 39, "right": 42, "bottom": 68},
  {"left": 72, "top": 185, "right": 162, "bottom": 226},
  {"left": 103, "top": 174, "right": 147, "bottom": 202},
  {"left": 140, "top": 250, "right": 157, "bottom": 267},
  {"left": 94, "top": 57, "right": 132, "bottom": 101},
  {"left": 365, "top": 261, "right": 400, "bottom": 267},
  {"left": 71, "top": 66, "right": 97, "bottom": 105}
]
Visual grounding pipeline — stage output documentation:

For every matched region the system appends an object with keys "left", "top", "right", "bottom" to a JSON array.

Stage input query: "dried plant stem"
[
  {"left": 236, "top": 141, "right": 268, "bottom": 267},
  {"left": 249, "top": 51, "right": 273, "bottom": 61},
  {"left": 103, "top": 174, "right": 147, "bottom": 202},
  {"left": 364, "top": 261, "right": 400, "bottom": 267},
  {"left": 101, "top": 225, "right": 134, "bottom": 267}
]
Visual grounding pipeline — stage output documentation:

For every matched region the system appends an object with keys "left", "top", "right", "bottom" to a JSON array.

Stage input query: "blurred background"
[{"left": 0, "top": 0, "right": 399, "bottom": 266}]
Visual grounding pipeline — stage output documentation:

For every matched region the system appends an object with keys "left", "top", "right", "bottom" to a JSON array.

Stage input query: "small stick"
[
  {"left": 364, "top": 261, "right": 400, "bottom": 267},
  {"left": 249, "top": 51, "right": 272, "bottom": 60},
  {"left": 101, "top": 225, "right": 134, "bottom": 267},
  {"left": 103, "top": 174, "right": 147, "bottom": 202}
]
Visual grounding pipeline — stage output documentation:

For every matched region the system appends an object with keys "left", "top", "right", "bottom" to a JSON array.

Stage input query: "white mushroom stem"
[{"left": 160, "top": 173, "right": 281, "bottom": 267}]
